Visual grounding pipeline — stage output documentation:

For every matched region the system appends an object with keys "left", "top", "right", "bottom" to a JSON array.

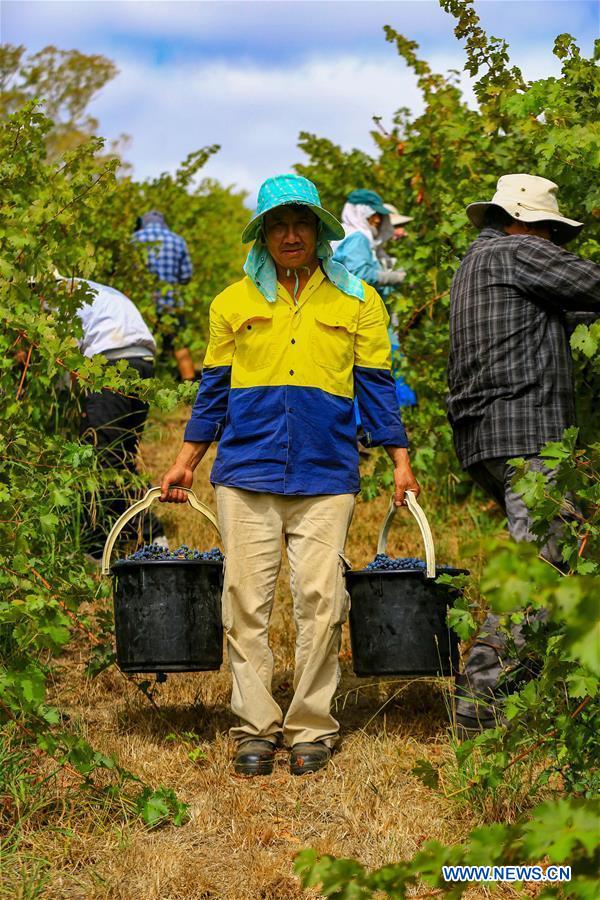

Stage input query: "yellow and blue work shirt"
[{"left": 184, "top": 267, "right": 408, "bottom": 494}]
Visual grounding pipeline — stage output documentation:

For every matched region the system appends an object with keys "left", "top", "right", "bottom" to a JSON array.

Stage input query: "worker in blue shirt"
[
  {"left": 133, "top": 211, "right": 197, "bottom": 381},
  {"left": 333, "top": 189, "right": 416, "bottom": 413},
  {"left": 332, "top": 190, "right": 407, "bottom": 296}
]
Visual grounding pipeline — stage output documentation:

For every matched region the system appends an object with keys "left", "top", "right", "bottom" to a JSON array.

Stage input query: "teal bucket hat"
[
  {"left": 346, "top": 189, "right": 389, "bottom": 216},
  {"left": 243, "top": 174, "right": 365, "bottom": 303},
  {"left": 242, "top": 174, "right": 345, "bottom": 244}
]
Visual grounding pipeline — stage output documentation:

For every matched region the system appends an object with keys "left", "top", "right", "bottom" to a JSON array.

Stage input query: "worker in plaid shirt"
[
  {"left": 133, "top": 211, "right": 197, "bottom": 381},
  {"left": 447, "top": 174, "right": 600, "bottom": 738}
]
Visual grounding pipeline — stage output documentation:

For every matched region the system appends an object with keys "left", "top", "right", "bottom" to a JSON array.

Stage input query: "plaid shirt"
[
  {"left": 132, "top": 224, "right": 193, "bottom": 311},
  {"left": 447, "top": 227, "right": 600, "bottom": 469}
]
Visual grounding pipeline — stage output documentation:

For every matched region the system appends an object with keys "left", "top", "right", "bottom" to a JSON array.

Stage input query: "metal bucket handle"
[
  {"left": 101, "top": 486, "right": 220, "bottom": 575},
  {"left": 376, "top": 490, "right": 436, "bottom": 578}
]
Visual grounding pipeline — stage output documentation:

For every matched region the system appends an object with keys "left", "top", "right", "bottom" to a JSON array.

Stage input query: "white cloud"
[
  {"left": 3, "top": 0, "right": 591, "bottom": 204},
  {"left": 88, "top": 43, "right": 567, "bottom": 202},
  {"left": 89, "top": 52, "right": 426, "bottom": 199}
]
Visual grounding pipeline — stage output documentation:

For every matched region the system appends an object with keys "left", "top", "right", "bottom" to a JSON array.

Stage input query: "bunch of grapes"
[
  {"left": 366, "top": 554, "right": 426, "bottom": 571},
  {"left": 127, "top": 544, "right": 224, "bottom": 562},
  {"left": 365, "top": 554, "right": 455, "bottom": 573}
]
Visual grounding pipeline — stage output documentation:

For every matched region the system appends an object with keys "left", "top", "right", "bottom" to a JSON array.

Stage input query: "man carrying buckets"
[
  {"left": 447, "top": 174, "right": 600, "bottom": 738},
  {"left": 160, "top": 174, "right": 419, "bottom": 776}
]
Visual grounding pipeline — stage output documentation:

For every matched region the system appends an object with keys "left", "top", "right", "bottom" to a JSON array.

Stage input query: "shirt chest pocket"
[
  {"left": 231, "top": 312, "right": 274, "bottom": 371},
  {"left": 311, "top": 310, "right": 357, "bottom": 373}
]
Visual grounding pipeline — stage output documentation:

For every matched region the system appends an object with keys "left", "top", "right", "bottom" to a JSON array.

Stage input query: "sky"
[{"left": 2, "top": 0, "right": 599, "bottom": 202}]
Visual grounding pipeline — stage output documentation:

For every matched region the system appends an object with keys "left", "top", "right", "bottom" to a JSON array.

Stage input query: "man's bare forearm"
[
  {"left": 175, "top": 440, "right": 211, "bottom": 470},
  {"left": 160, "top": 441, "right": 211, "bottom": 501},
  {"left": 383, "top": 446, "right": 420, "bottom": 505},
  {"left": 384, "top": 446, "right": 411, "bottom": 467}
]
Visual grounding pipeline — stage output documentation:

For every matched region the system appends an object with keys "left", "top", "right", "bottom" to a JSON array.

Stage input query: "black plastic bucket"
[
  {"left": 111, "top": 558, "right": 224, "bottom": 673},
  {"left": 347, "top": 567, "right": 466, "bottom": 677},
  {"left": 102, "top": 486, "right": 224, "bottom": 674}
]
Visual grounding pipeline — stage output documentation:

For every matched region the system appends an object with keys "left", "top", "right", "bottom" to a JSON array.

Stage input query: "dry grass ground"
[{"left": 10, "top": 408, "right": 534, "bottom": 900}]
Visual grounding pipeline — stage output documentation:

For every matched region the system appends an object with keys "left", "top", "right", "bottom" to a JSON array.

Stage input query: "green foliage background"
[
  {"left": 297, "top": 1, "right": 600, "bottom": 494},
  {"left": 0, "top": 79, "right": 247, "bottom": 830},
  {"left": 293, "top": 1, "right": 600, "bottom": 896}
]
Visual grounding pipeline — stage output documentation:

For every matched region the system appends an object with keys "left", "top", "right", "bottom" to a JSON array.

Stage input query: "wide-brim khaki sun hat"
[
  {"left": 466, "top": 173, "right": 583, "bottom": 244},
  {"left": 242, "top": 174, "right": 345, "bottom": 244},
  {"left": 384, "top": 204, "right": 413, "bottom": 227}
]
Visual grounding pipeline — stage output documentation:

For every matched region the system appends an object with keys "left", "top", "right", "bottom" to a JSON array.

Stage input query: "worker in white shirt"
[{"left": 75, "top": 278, "right": 167, "bottom": 560}]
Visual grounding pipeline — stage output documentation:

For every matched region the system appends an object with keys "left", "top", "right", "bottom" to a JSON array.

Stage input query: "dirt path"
[{"left": 35, "top": 409, "right": 517, "bottom": 900}]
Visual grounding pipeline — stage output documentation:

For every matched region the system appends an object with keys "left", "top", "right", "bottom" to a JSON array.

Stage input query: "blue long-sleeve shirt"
[
  {"left": 332, "top": 232, "right": 381, "bottom": 287},
  {"left": 132, "top": 224, "right": 193, "bottom": 311}
]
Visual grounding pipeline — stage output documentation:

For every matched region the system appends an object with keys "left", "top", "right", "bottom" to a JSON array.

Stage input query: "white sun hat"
[
  {"left": 466, "top": 174, "right": 583, "bottom": 244},
  {"left": 384, "top": 203, "right": 413, "bottom": 227}
]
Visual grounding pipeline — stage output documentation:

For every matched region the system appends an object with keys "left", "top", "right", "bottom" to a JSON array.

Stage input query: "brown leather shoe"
[
  {"left": 233, "top": 739, "right": 276, "bottom": 776},
  {"left": 290, "top": 741, "right": 331, "bottom": 776}
]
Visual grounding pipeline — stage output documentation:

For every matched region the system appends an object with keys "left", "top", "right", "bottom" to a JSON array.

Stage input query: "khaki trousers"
[{"left": 215, "top": 486, "right": 355, "bottom": 748}]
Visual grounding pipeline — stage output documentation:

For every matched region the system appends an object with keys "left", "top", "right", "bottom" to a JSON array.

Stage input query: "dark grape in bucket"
[
  {"left": 365, "top": 554, "right": 456, "bottom": 574},
  {"left": 126, "top": 544, "right": 224, "bottom": 562}
]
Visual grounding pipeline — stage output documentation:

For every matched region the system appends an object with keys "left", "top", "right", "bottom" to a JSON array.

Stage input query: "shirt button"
[
  {"left": 247, "top": 324, "right": 252, "bottom": 330},
  {"left": 291, "top": 338, "right": 296, "bottom": 344},
  {"left": 289, "top": 369, "right": 294, "bottom": 375}
]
